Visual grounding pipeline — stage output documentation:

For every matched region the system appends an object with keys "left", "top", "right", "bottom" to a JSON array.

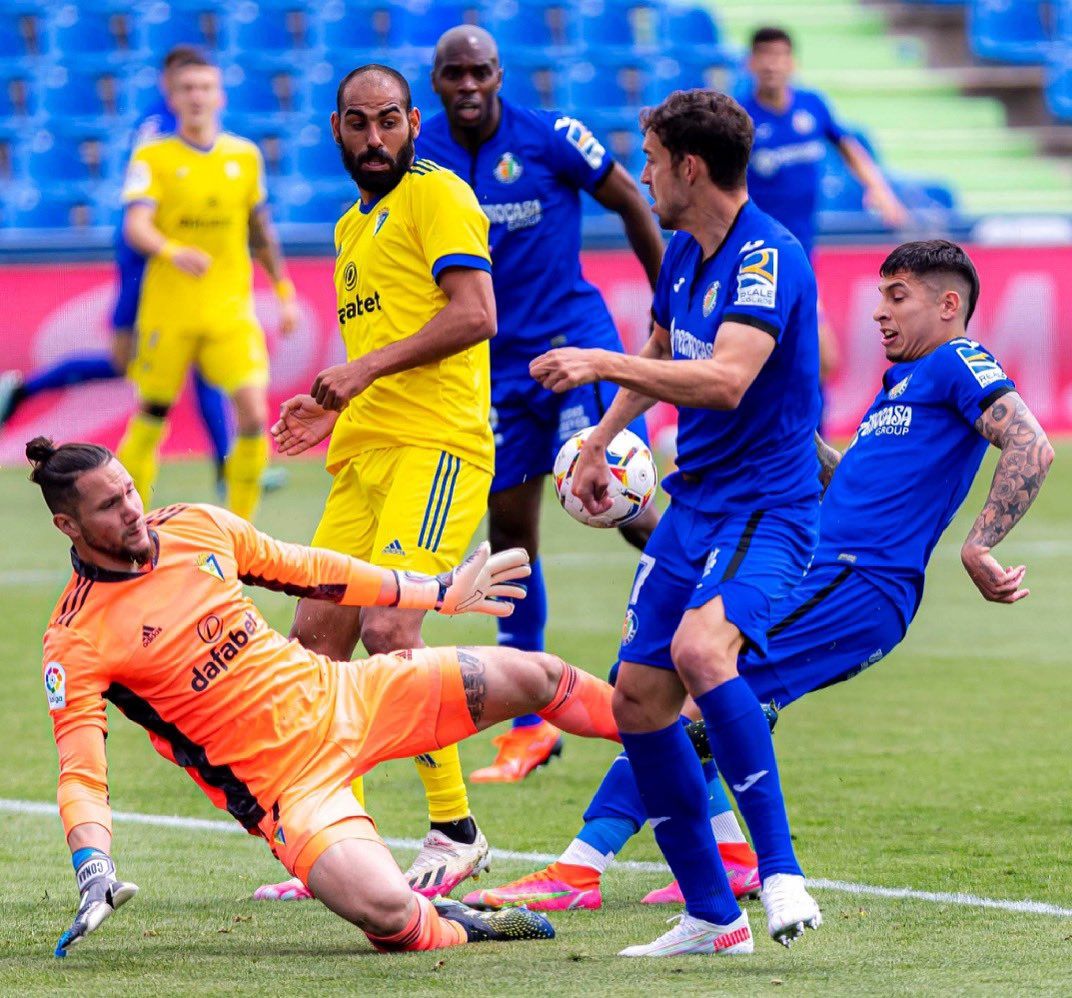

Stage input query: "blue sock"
[
  {"left": 575, "top": 815, "right": 636, "bottom": 858},
  {"left": 582, "top": 751, "right": 647, "bottom": 829},
  {"left": 695, "top": 677, "right": 802, "bottom": 881},
  {"left": 194, "top": 373, "right": 233, "bottom": 469},
  {"left": 497, "top": 555, "right": 547, "bottom": 729},
  {"left": 704, "top": 760, "right": 734, "bottom": 819},
  {"left": 620, "top": 722, "right": 740, "bottom": 925},
  {"left": 21, "top": 352, "right": 119, "bottom": 397}
]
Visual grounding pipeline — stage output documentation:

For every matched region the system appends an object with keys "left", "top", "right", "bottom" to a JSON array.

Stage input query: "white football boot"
[
  {"left": 404, "top": 827, "right": 491, "bottom": 898},
  {"left": 761, "top": 873, "right": 822, "bottom": 947},
  {"left": 618, "top": 910, "right": 753, "bottom": 957}
]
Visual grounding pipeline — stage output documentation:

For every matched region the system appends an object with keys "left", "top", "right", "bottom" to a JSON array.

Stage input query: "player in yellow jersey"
[
  {"left": 265, "top": 64, "right": 496, "bottom": 903},
  {"left": 117, "top": 53, "right": 297, "bottom": 522}
]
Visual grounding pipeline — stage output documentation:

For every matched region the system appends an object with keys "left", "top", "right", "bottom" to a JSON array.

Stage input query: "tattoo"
[
  {"left": 814, "top": 431, "right": 842, "bottom": 495},
  {"left": 247, "top": 207, "right": 282, "bottom": 280},
  {"left": 457, "top": 647, "right": 487, "bottom": 725},
  {"left": 968, "top": 392, "right": 1053, "bottom": 550}
]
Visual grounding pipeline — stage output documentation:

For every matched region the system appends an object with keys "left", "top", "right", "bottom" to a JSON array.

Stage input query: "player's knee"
[
  {"left": 526, "top": 651, "right": 564, "bottom": 705},
  {"left": 670, "top": 625, "right": 737, "bottom": 689},
  {"left": 359, "top": 889, "right": 415, "bottom": 938},
  {"left": 612, "top": 682, "right": 655, "bottom": 732},
  {"left": 360, "top": 616, "right": 413, "bottom": 657}
]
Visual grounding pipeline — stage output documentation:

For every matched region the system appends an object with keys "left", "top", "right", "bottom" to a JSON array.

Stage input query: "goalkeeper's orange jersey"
[{"left": 41, "top": 504, "right": 388, "bottom": 839}]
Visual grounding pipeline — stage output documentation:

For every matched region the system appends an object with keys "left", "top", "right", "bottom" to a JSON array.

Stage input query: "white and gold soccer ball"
[{"left": 553, "top": 427, "right": 658, "bottom": 528}]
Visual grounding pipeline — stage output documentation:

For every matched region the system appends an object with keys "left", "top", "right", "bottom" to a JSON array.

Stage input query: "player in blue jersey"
[
  {"left": 468, "top": 240, "right": 1055, "bottom": 954},
  {"left": 417, "top": 26, "right": 665, "bottom": 783},
  {"left": 473, "top": 89, "right": 825, "bottom": 956},
  {"left": 0, "top": 48, "right": 295, "bottom": 495}
]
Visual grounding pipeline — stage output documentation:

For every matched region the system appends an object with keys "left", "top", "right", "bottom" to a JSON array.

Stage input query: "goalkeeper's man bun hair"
[{"left": 27, "top": 436, "right": 113, "bottom": 514}]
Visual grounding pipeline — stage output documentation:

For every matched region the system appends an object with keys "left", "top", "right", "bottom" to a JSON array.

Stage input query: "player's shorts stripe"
[
  {"left": 720, "top": 511, "right": 766, "bottom": 582},
  {"left": 418, "top": 452, "right": 448, "bottom": 550},
  {"left": 423, "top": 454, "right": 458, "bottom": 552},
  {"left": 104, "top": 682, "right": 267, "bottom": 831},
  {"left": 768, "top": 567, "right": 852, "bottom": 638},
  {"left": 430, "top": 455, "right": 461, "bottom": 552}
]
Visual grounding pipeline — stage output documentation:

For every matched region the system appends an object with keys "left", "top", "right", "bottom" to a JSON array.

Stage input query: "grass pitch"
[{"left": 1, "top": 448, "right": 1070, "bottom": 996}]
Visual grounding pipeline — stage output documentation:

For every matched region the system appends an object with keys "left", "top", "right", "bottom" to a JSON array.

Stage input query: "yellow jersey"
[
  {"left": 121, "top": 132, "right": 265, "bottom": 326},
  {"left": 328, "top": 158, "right": 494, "bottom": 475}
]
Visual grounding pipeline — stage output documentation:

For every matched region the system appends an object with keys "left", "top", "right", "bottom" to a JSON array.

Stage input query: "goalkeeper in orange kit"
[{"left": 30, "top": 437, "right": 621, "bottom": 957}]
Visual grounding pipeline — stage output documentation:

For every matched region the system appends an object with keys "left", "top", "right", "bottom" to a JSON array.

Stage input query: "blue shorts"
[
  {"left": 618, "top": 497, "right": 818, "bottom": 669},
  {"left": 111, "top": 238, "right": 147, "bottom": 331},
  {"left": 490, "top": 377, "right": 649, "bottom": 494},
  {"left": 739, "top": 565, "right": 908, "bottom": 710}
]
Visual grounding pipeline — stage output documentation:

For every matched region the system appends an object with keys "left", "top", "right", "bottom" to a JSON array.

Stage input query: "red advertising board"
[{"left": 0, "top": 245, "right": 1068, "bottom": 465}]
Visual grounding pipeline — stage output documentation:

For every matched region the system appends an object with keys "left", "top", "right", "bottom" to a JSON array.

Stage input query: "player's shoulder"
[
  {"left": 406, "top": 159, "right": 480, "bottom": 205},
  {"left": 215, "top": 131, "right": 261, "bottom": 159},
  {"left": 930, "top": 336, "right": 1007, "bottom": 381},
  {"left": 131, "top": 133, "right": 175, "bottom": 160},
  {"left": 792, "top": 87, "right": 834, "bottom": 112}
]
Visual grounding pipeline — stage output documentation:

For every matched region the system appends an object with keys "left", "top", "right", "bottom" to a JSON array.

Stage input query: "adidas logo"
[
  {"left": 381, "top": 538, "right": 406, "bottom": 556},
  {"left": 142, "top": 625, "right": 162, "bottom": 647}
]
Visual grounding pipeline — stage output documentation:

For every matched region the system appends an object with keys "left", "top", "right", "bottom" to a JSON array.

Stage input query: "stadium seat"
[
  {"left": 275, "top": 179, "right": 355, "bottom": 223},
  {"left": 137, "top": 1, "right": 226, "bottom": 54},
  {"left": 0, "top": 15, "right": 39, "bottom": 64},
  {"left": 576, "top": 0, "right": 663, "bottom": 55},
  {"left": 487, "top": 0, "right": 578, "bottom": 56},
  {"left": 221, "top": 62, "right": 304, "bottom": 121},
  {"left": 314, "top": 1, "right": 393, "bottom": 57},
  {"left": 500, "top": 62, "right": 559, "bottom": 108},
  {"left": 45, "top": 4, "right": 142, "bottom": 66},
  {"left": 226, "top": 1, "right": 315, "bottom": 60},
  {"left": 391, "top": 0, "right": 484, "bottom": 51},
  {"left": 968, "top": 0, "right": 1053, "bottom": 65},
  {"left": 290, "top": 122, "right": 342, "bottom": 179},
  {"left": 21, "top": 129, "right": 111, "bottom": 187},
  {"left": 664, "top": 5, "right": 721, "bottom": 50},
  {"left": 38, "top": 65, "right": 133, "bottom": 123},
  {"left": 1045, "top": 42, "right": 1072, "bottom": 121},
  {"left": 6, "top": 185, "right": 100, "bottom": 228},
  {"left": 0, "top": 68, "right": 39, "bottom": 120}
]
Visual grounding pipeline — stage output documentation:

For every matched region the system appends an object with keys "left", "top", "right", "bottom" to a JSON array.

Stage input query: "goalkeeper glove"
[
  {"left": 55, "top": 848, "right": 138, "bottom": 958},
  {"left": 394, "top": 541, "right": 531, "bottom": 617}
]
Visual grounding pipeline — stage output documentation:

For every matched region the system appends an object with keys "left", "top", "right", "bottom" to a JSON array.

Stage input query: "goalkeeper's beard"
[
  {"left": 80, "top": 523, "right": 154, "bottom": 568},
  {"left": 341, "top": 135, "right": 415, "bottom": 196}
]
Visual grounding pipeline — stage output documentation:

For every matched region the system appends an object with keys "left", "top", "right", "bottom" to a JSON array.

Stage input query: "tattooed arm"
[
  {"left": 961, "top": 392, "right": 1054, "bottom": 603},
  {"left": 815, "top": 431, "right": 841, "bottom": 496},
  {"left": 249, "top": 206, "right": 298, "bottom": 335}
]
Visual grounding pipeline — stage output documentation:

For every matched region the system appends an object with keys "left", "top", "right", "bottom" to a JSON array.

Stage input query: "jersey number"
[{"left": 630, "top": 554, "right": 656, "bottom": 605}]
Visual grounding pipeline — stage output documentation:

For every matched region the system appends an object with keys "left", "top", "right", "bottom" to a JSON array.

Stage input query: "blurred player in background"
[
  {"left": 741, "top": 26, "right": 909, "bottom": 407},
  {"left": 417, "top": 25, "right": 665, "bottom": 783},
  {"left": 266, "top": 65, "right": 496, "bottom": 902},
  {"left": 28, "top": 438, "right": 627, "bottom": 957},
  {"left": 117, "top": 53, "right": 296, "bottom": 521},
  {"left": 0, "top": 47, "right": 286, "bottom": 496}
]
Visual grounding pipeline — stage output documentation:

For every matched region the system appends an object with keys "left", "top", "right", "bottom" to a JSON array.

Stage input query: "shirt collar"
[{"left": 71, "top": 531, "right": 159, "bottom": 582}]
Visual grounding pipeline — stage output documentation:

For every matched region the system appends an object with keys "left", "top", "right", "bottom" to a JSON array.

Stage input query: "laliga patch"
[
  {"left": 955, "top": 343, "right": 1007, "bottom": 389},
  {"left": 554, "top": 116, "right": 606, "bottom": 170},
  {"left": 44, "top": 662, "right": 66, "bottom": 711},
  {"left": 734, "top": 248, "right": 779, "bottom": 309}
]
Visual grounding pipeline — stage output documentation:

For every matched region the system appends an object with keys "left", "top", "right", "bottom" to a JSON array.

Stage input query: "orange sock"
[
  {"left": 718, "top": 841, "right": 758, "bottom": 866},
  {"left": 367, "top": 893, "right": 467, "bottom": 953},
  {"left": 547, "top": 860, "right": 602, "bottom": 889},
  {"left": 538, "top": 663, "right": 621, "bottom": 743}
]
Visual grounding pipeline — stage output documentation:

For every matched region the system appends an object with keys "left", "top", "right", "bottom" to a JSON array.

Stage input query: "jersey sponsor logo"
[
  {"left": 887, "top": 375, "right": 912, "bottom": 400},
  {"left": 190, "top": 610, "right": 260, "bottom": 692},
  {"left": 493, "top": 151, "right": 523, "bottom": 183},
  {"left": 751, "top": 140, "right": 824, "bottom": 177},
  {"left": 337, "top": 290, "right": 383, "bottom": 326},
  {"left": 141, "top": 625, "right": 162, "bottom": 647},
  {"left": 373, "top": 208, "right": 389, "bottom": 235},
  {"left": 792, "top": 109, "right": 816, "bottom": 134},
  {"left": 482, "top": 199, "right": 542, "bottom": 231},
  {"left": 858, "top": 403, "right": 912, "bottom": 438},
  {"left": 553, "top": 116, "right": 606, "bottom": 169},
  {"left": 734, "top": 248, "right": 779, "bottom": 309},
  {"left": 44, "top": 661, "right": 66, "bottom": 711},
  {"left": 670, "top": 319, "right": 714, "bottom": 360},
  {"left": 955, "top": 343, "right": 1007, "bottom": 389},
  {"left": 702, "top": 280, "right": 720, "bottom": 317},
  {"left": 196, "top": 613, "right": 223, "bottom": 644},
  {"left": 195, "top": 552, "right": 226, "bottom": 582},
  {"left": 622, "top": 608, "right": 638, "bottom": 644},
  {"left": 343, "top": 261, "right": 357, "bottom": 291}
]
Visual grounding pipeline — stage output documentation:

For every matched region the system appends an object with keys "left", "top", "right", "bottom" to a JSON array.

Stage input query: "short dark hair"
[
  {"left": 880, "top": 239, "right": 980, "bottom": 325},
  {"left": 163, "top": 46, "right": 211, "bottom": 72},
  {"left": 751, "top": 26, "right": 793, "bottom": 50},
  {"left": 641, "top": 89, "right": 753, "bottom": 191},
  {"left": 26, "top": 437, "right": 113, "bottom": 515},
  {"left": 336, "top": 64, "right": 412, "bottom": 116}
]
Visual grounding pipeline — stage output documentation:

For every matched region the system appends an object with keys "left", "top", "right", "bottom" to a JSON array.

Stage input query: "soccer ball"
[{"left": 553, "top": 427, "right": 658, "bottom": 528}]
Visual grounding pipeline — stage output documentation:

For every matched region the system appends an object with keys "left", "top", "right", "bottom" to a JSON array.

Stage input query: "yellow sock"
[
  {"left": 350, "top": 776, "right": 366, "bottom": 809},
  {"left": 116, "top": 412, "right": 166, "bottom": 507},
  {"left": 225, "top": 433, "right": 268, "bottom": 521},
  {"left": 414, "top": 745, "right": 470, "bottom": 823}
]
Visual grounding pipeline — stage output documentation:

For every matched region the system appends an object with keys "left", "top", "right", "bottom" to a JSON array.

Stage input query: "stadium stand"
[{"left": 0, "top": 0, "right": 1067, "bottom": 245}]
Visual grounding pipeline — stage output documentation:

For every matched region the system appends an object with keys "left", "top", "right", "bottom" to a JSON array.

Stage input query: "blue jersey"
[
  {"left": 738, "top": 88, "right": 846, "bottom": 257},
  {"left": 652, "top": 200, "right": 821, "bottom": 513},
  {"left": 815, "top": 337, "right": 1015, "bottom": 620},
  {"left": 416, "top": 100, "right": 622, "bottom": 377}
]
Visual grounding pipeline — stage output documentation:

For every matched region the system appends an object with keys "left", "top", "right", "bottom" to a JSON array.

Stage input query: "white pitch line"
[{"left": 4, "top": 798, "right": 1071, "bottom": 919}]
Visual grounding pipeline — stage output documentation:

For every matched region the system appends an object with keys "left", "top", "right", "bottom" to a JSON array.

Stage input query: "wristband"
[
  {"left": 274, "top": 278, "right": 296, "bottom": 302},
  {"left": 157, "top": 239, "right": 182, "bottom": 262}
]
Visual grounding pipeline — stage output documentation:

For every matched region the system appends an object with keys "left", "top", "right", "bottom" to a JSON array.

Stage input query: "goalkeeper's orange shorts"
[{"left": 256, "top": 646, "right": 478, "bottom": 882}]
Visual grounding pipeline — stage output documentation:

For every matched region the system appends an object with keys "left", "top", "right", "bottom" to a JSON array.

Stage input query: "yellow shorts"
[
  {"left": 311, "top": 446, "right": 491, "bottom": 573},
  {"left": 130, "top": 313, "right": 269, "bottom": 404},
  {"left": 256, "top": 647, "right": 478, "bottom": 882}
]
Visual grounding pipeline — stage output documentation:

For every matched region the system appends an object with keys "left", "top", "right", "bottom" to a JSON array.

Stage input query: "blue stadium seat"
[
  {"left": 226, "top": 1, "right": 315, "bottom": 59},
  {"left": 0, "top": 67, "right": 39, "bottom": 120},
  {"left": 21, "top": 127, "right": 113, "bottom": 187},
  {"left": 391, "top": 0, "right": 484, "bottom": 51},
  {"left": 137, "top": 1, "right": 226, "bottom": 54},
  {"left": 221, "top": 61, "right": 304, "bottom": 121},
  {"left": 1045, "top": 42, "right": 1072, "bottom": 121},
  {"left": 487, "top": 0, "right": 578, "bottom": 55},
  {"left": 0, "top": 16, "right": 38, "bottom": 64},
  {"left": 45, "top": 4, "right": 141, "bottom": 66},
  {"left": 275, "top": 179, "right": 355, "bottom": 223},
  {"left": 500, "top": 63, "right": 557, "bottom": 108},
  {"left": 6, "top": 185, "right": 100, "bottom": 228},
  {"left": 664, "top": 6, "right": 721, "bottom": 50},
  {"left": 314, "top": 2, "right": 391, "bottom": 56},
  {"left": 290, "top": 122, "right": 341, "bottom": 179},
  {"left": 968, "top": 0, "right": 1052, "bottom": 64},
  {"left": 577, "top": 0, "right": 663, "bottom": 55},
  {"left": 38, "top": 65, "right": 133, "bottom": 122}
]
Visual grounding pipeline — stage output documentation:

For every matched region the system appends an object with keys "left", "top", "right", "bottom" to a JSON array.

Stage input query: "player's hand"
[
  {"left": 436, "top": 541, "right": 531, "bottom": 617},
  {"left": 571, "top": 433, "right": 614, "bottom": 516},
  {"left": 55, "top": 850, "right": 138, "bottom": 958},
  {"left": 960, "top": 543, "right": 1029, "bottom": 604},
  {"left": 271, "top": 394, "right": 338, "bottom": 455},
  {"left": 311, "top": 360, "right": 374, "bottom": 412},
  {"left": 169, "top": 245, "right": 212, "bottom": 277},
  {"left": 529, "top": 348, "right": 605, "bottom": 393},
  {"left": 865, "top": 189, "right": 910, "bottom": 230},
  {"left": 278, "top": 298, "right": 299, "bottom": 338}
]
